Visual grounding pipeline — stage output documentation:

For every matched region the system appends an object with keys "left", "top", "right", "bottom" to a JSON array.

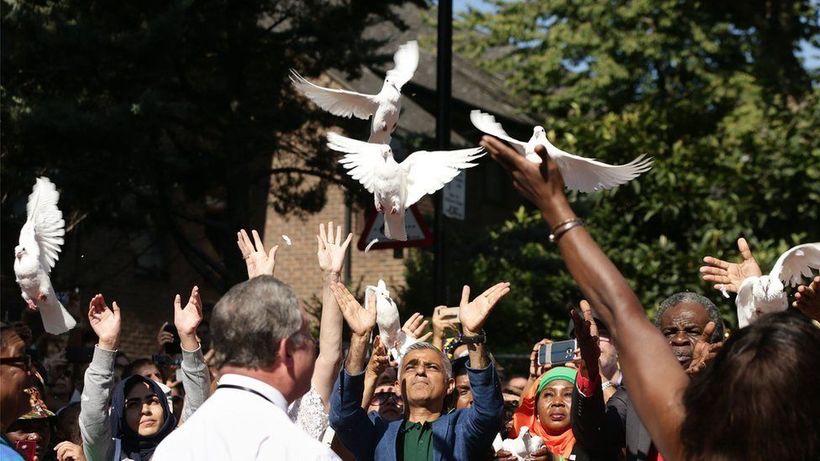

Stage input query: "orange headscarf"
[{"left": 511, "top": 367, "right": 577, "bottom": 460}]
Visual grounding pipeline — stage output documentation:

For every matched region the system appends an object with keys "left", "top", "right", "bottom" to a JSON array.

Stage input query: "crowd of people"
[{"left": 2, "top": 139, "right": 819, "bottom": 461}]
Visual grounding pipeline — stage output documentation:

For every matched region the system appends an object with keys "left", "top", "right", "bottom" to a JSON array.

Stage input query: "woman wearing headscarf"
[
  {"left": 505, "top": 303, "right": 607, "bottom": 461},
  {"left": 79, "top": 291, "right": 209, "bottom": 460}
]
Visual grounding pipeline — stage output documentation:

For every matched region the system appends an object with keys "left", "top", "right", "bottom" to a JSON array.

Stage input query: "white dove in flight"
[
  {"left": 327, "top": 132, "right": 484, "bottom": 241},
  {"left": 14, "top": 177, "right": 76, "bottom": 335},
  {"left": 365, "top": 280, "right": 417, "bottom": 360},
  {"left": 735, "top": 243, "right": 820, "bottom": 328},
  {"left": 470, "top": 110, "right": 653, "bottom": 193},
  {"left": 291, "top": 40, "right": 419, "bottom": 144}
]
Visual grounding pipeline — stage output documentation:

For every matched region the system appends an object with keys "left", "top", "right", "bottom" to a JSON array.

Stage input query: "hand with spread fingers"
[
  {"left": 88, "top": 294, "right": 121, "bottom": 351},
  {"left": 331, "top": 282, "right": 376, "bottom": 339},
  {"left": 699, "top": 238, "right": 763, "bottom": 294},
  {"left": 174, "top": 285, "right": 204, "bottom": 351},
  {"left": 570, "top": 300, "right": 601, "bottom": 379},
  {"left": 365, "top": 336, "right": 390, "bottom": 382},
  {"left": 237, "top": 228, "right": 278, "bottom": 279},
  {"left": 685, "top": 321, "right": 722, "bottom": 375},
  {"left": 317, "top": 221, "right": 353, "bottom": 275},
  {"left": 458, "top": 282, "right": 511, "bottom": 336},
  {"left": 793, "top": 275, "right": 820, "bottom": 322},
  {"left": 402, "top": 312, "right": 432, "bottom": 342}
]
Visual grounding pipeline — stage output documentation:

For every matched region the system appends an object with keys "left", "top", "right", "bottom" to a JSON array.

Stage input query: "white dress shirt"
[{"left": 153, "top": 374, "right": 340, "bottom": 461}]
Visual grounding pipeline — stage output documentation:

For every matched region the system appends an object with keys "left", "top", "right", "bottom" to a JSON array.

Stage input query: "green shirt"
[{"left": 398, "top": 420, "right": 434, "bottom": 461}]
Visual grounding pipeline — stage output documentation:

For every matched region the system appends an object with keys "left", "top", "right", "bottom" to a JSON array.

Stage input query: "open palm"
[
  {"left": 700, "top": 238, "right": 762, "bottom": 293},
  {"left": 458, "top": 282, "right": 511, "bottom": 334},
  {"left": 317, "top": 221, "right": 353, "bottom": 274},
  {"left": 88, "top": 294, "right": 121, "bottom": 348},
  {"left": 237, "top": 229, "right": 278, "bottom": 278},
  {"left": 331, "top": 282, "right": 376, "bottom": 337}
]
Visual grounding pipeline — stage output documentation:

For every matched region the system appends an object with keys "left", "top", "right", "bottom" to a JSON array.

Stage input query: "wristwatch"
[{"left": 459, "top": 330, "right": 487, "bottom": 345}]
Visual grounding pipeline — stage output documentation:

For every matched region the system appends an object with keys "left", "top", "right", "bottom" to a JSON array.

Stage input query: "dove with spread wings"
[
  {"left": 327, "top": 132, "right": 484, "bottom": 241},
  {"left": 291, "top": 40, "right": 419, "bottom": 145},
  {"left": 735, "top": 243, "right": 820, "bottom": 328},
  {"left": 470, "top": 110, "right": 653, "bottom": 192},
  {"left": 14, "top": 177, "right": 76, "bottom": 335}
]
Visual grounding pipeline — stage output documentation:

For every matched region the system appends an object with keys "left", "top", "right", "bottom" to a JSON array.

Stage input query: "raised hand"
[
  {"left": 401, "top": 312, "right": 432, "bottom": 342},
  {"left": 529, "top": 339, "right": 553, "bottom": 380},
  {"left": 316, "top": 221, "right": 353, "bottom": 274},
  {"left": 88, "top": 294, "right": 121, "bottom": 351},
  {"left": 458, "top": 282, "right": 511, "bottom": 335},
  {"left": 331, "top": 282, "right": 376, "bottom": 338},
  {"left": 175, "top": 286, "right": 203, "bottom": 351},
  {"left": 156, "top": 322, "right": 175, "bottom": 352},
  {"left": 237, "top": 229, "right": 278, "bottom": 279},
  {"left": 793, "top": 275, "right": 820, "bottom": 322},
  {"left": 700, "top": 238, "right": 763, "bottom": 293},
  {"left": 365, "top": 336, "right": 390, "bottom": 381},
  {"left": 685, "top": 321, "right": 722, "bottom": 375},
  {"left": 570, "top": 300, "right": 600, "bottom": 379}
]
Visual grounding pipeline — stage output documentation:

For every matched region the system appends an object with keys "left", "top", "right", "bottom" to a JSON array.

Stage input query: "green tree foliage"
[
  {"left": 403, "top": 0, "right": 819, "bottom": 352},
  {"left": 1, "top": 0, "right": 421, "bottom": 289}
]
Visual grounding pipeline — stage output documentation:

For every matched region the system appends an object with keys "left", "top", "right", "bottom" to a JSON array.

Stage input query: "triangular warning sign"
[{"left": 357, "top": 205, "right": 434, "bottom": 251}]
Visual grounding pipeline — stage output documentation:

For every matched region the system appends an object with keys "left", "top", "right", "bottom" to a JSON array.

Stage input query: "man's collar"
[{"left": 217, "top": 373, "right": 288, "bottom": 412}]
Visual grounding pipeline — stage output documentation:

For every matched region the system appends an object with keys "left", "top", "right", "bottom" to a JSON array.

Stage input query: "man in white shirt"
[{"left": 154, "top": 275, "right": 339, "bottom": 460}]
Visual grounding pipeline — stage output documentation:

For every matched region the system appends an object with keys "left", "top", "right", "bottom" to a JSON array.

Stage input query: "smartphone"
[
  {"left": 163, "top": 323, "right": 182, "bottom": 355},
  {"left": 15, "top": 439, "right": 37, "bottom": 461},
  {"left": 438, "top": 307, "right": 460, "bottom": 323},
  {"left": 537, "top": 339, "right": 578, "bottom": 366}
]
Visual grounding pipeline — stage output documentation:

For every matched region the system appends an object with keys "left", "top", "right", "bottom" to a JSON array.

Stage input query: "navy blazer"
[{"left": 329, "top": 362, "right": 503, "bottom": 461}]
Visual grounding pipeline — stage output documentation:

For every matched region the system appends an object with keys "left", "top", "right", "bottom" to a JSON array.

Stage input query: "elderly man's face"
[
  {"left": 400, "top": 349, "right": 453, "bottom": 409},
  {"left": 659, "top": 302, "right": 711, "bottom": 369}
]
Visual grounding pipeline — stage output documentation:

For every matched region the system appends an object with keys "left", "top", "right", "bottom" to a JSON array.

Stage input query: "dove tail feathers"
[
  {"left": 383, "top": 213, "right": 407, "bottom": 241},
  {"left": 39, "top": 296, "right": 77, "bottom": 335}
]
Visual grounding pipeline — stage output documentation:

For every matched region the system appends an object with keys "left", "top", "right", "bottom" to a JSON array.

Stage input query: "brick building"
[{"left": 1, "top": 4, "right": 534, "bottom": 358}]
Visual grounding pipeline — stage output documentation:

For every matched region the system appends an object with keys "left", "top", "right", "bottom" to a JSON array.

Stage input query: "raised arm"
[
  {"left": 458, "top": 282, "right": 508, "bottom": 453},
  {"left": 482, "top": 137, "right": 687, "bottom": 460},
  {"left": 173, "top": 286, "right": 210, "bottom": 423},
  {"left": 313, "top": 222, "right": 353, "bottom": 409},
  {"left": 80, "top": 294, "right": 121, "bottom": 461},
  {"left": 328, "top": 282, "right": 379, "bottom": 460}
]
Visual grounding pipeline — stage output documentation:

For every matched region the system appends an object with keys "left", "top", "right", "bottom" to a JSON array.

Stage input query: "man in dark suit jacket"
[
  {"left": 328, "top": 282, "right": 507, "bottom": 461},
  {"left": 572, "top": 292, "right": 725, "bottom": 461}
]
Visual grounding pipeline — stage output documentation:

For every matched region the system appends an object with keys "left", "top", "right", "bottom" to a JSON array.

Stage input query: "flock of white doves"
[{"left": 13, "top": 40, "right": 819, "bottom": 339}]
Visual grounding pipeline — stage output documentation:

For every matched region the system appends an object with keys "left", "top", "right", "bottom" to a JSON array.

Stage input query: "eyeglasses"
[
  {"left": 0, "top": 355, "right": 32, "bottom": 371},
  {"left": 370, "top": 391, "right": 402, "bottom": 406}
]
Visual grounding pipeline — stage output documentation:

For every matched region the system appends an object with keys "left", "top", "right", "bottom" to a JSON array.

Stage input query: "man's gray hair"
[
  {"left": 400, "top": 342, "right": 453, "bottom": 379},
  {"left": 211, "top": 275, "right": 302, "bottom": 369},
  {"left": 655, "top": 291, "right": 725, "bottom": 343}
]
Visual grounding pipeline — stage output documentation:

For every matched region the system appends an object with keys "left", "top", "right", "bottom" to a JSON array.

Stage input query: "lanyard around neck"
[{"left": 216, "top": 384, "right": 276, "bottom": 406}]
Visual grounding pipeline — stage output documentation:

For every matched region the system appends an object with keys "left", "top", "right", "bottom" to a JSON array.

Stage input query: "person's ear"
[
  {"left": 446, "top": 377, "right": 455, "bottom": 395},
  {"left": 278, "top": 337, "right": 292, "bottom": 363}
]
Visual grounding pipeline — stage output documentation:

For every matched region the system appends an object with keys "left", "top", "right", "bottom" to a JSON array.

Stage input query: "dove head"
[
  {"left": 379, "top": 146, "right": 393, "bottom": 161},
  {"left": 14, "top": 245, "right": 26, "bottom": 260},
  {"left": 533, "top": 126, "right": 546, "bottom": 136}
]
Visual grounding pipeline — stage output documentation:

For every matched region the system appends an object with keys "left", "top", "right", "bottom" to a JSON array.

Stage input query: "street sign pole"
[{"left": 434, "top": 0, "right": 452, "bottom": 307}]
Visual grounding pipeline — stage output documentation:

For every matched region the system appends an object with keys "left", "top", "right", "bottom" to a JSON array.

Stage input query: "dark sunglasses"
[
  {"left": 0, "top": 355, "right": 32, "bottom": 371},
  {"left": 370, "top": 391, "right": 402, "bottom": 405}
]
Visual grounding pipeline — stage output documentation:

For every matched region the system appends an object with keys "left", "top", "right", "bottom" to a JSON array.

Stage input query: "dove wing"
[
  {"left": 769, "top": 243, "right": 820, "bottom": 287},
  {"left": 469, "top": 110, "right": 527, "bottom": 156},
  {"left": 549, "top": 146, "right": 653, "bottom": 193},
  {"left": 401, "top": 147, "right": 485, "bottom": 207},
  {"left": 25, "top": 177, "right": 65, "bottom": 271},
  {"left": 735, "top": 277, "right": 758, "bottom": 328},
  {"left": 386, "top": 40, "right": 419, "bottom": 89},
  {"left": 290, "top": 70, "right": 380, "bottom": 119},
  {"left": 326, "top": 132, "right": 385, "bottom": 194}
]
